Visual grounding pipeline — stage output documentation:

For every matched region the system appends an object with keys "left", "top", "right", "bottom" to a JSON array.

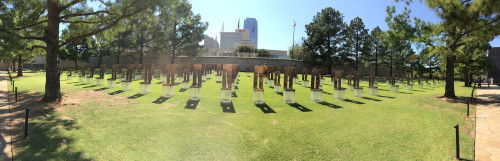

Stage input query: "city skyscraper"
[{"left": 243, "top": 18, "right": 258, "bottom": 48}]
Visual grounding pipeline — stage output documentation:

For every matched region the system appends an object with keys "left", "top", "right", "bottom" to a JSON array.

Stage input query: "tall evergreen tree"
[
  {"left": 348, "top": 17, "right": 369, "bottom": 71},
  {"left": 370, "top": 26, "right": 386, "bottom": 76},
  {"left": 398, "top": 0, "right": 500, "bottom": 98},
  {"left": 154, "top": 0, "right": 208, "bottom": 64},
  {"left": 304, "top": 7, "right": 346, "bottom": 74}
]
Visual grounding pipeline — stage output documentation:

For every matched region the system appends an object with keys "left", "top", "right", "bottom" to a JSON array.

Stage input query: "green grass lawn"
[{"left": 9, "top": 70, "right": 475, "bottom": 160}]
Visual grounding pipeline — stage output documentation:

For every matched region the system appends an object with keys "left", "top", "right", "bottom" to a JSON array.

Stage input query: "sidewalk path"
[
  {"left": 0, "top": 71, "right": 12, "bottom": 161},
  {"left": 475, "top": 84, "right": 500, "bottom": 161}
]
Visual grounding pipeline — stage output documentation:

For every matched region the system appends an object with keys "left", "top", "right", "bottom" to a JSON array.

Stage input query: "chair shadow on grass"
[
  {"left": 288, "top": 103, "right": 312, "bottom": 112},
  {"left": 343, "top": 99, "right": 365, "bottom": 104},
  {"left": 94, "top": 87, "right": 107, "bottom": 91},
  {"left": 255, "top": 103, "right": 276, "bottom": 113},
  {"left": 323, "top": 91, "right": 333, "bottom": 95},
  {"left": 377, "top": 95, "right": 395, "bottom": 99},
  {"left": 184, "top": 100, "right": 200, "bottom": 109},
  {"left": 378, "top": 88, "right": 389, "bottom": 91},
  {"left": 179, "top": 88, "right": 187, "bottom": 92},
  {"left": 74, "top": 83, "right": 86, "bottom": 86},
  {"left": 152, "top": 97, "right": 170, "bottom": 104},
  {"left": 361, "top": 97, "right": 382, "bottom": 102},
  {"left": 231, "top": 92, "right": 238, "bottom": 97},
  {"left": 156, "top": 82, "right": 163, "bottom": 84},
  {"left": 234, "top": 86, "right": 239, "bottom": 89},
  {"left": 127, "top": 93, "right": 145, "bottom": 99},
  {"left": 83, "top": 85, "right": 97, "bottom": 88},
  {"left": 318, "top": 102, "right": 343, "bottom": 109},
  {"left": 459, "top": 159, "right": 473, "bottom": 161},
  {"left": 398, "top": 91, "right": 413, "bottom": 94},
  {"left": 109, "top": 90, "right": 124, "bottom": 95},
  {"left": 221, "top": 102, "right": 236, "bottom": 113}
]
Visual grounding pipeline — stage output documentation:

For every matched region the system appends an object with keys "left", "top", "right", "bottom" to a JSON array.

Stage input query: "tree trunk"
[
  {"left": 11, "top": 61, "right": 15, "bottom": 72},
  {"left": 99, "top": 50, "right": 102, "bottom": 66},
  {"left": 74, "top": 57, "right": 78, "bottom": 72},
  {"left": 469, "top": 72, "right": 473, "bottom": 87},
  {"left": 464, "top": 70, "right": 470, "bottom": 87},
  {"left": 444, "top": 54, "right": 456, "bottom": 98},
  {"left": 355, "top": 50, "right": 358, "bottom": 71},
  {"left": 327, "top": 37, "right": 332, "bottom": 75},
  {"left": 429, "top": 59, "right": 432, "bottom": 80},
  {"left": 116, "top": 50, "right": 121, "bottom": 64},
  {"left": 42, "top": 0, "right": 62, "bottom": 102},
  {"left": 170, "top": 21, "right": 177, "bottom": 64},
  {"left": 375, "top": 48, "right": 378, "bottom": 76},
  {"left": 390, "top": 51, "right": 393, "bottom": 76},
  {"left": 140, "top": 44, "right": 144, "bottom": 64},
  {"left": 17, "top": 55, "right": 23, "bottom": 77}
]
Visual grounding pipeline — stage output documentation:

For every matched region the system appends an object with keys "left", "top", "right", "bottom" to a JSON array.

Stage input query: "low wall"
[
  {"left": 0, "top": 63, "right": 8, "bottom": 71},
  {"left": 28, "top": 55, "right": 398, "bottom": 76}
]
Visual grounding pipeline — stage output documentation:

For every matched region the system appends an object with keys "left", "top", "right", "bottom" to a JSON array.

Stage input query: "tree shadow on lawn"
[
  {"left": 255, "top": 103, "right": 276, "bottom": 113},
  {"left": 318, "top": 102, "right": 343, "bottom": 109},
  {"left": 184, "top": 100, "right": 200, "bottom": 110},
  {"left": 221, "top": 102, "right": 236, "bottom": 113},
  {"left": 109, "top": 90, "right": 124, "bottom": 95},
  {"left": 127, "top": 93, "right": 145, "bottom": 99},
  {"left": 288, "top": 103, "right": 312, "bottom": 112},
  {"left": 436, "top": 96, "right": 479, "bottom": 105},
  {"left": 14, "top": 110, "right": 91, "bottom": 161},
  {"left": 343, "top": 99, "right": 365, "bottom": 104},
  {"left": 152, "top": 97, "right": 170, "bottom": 104},
  {"left": 5, "top": 93, "right": 91, "bottom": 160}
]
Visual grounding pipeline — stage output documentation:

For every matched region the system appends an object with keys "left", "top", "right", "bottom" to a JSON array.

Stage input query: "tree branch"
[
  {"left": 60, "top": 20, "right": 101, "bottom": 24},
  {"left": 60, "top": 11, "right": 111, "bottom": 19},
  {"left": 465, "top": 16, "right": 500, "bottom": 35},
  {"left": 59, "top": 0, "right": 84, "bottom": 13},
  {"left": 21, "top": 36, "right": 45, "bottom": 41},
  {"left": 59, "top": 9, "right": 144, "bottom": 48},
  {"left": 0, "top": 20, "right": 48, "bottom": 31},
  {"left": 0, "top": 30, "right": 45, "bottom": 41},
  {"left": 26, "top": 45, "right": 46, "bottom": 50}
]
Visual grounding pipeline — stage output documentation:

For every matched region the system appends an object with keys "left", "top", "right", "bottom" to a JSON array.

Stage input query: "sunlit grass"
[{"left": 11, "top": 70, "right": 474, "bottom": 160}]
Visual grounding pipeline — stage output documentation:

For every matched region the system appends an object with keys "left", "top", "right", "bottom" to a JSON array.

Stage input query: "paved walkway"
[
  {"left": 475, "top": 84, "right": 500, "bottom": 161},
  {"left": 0, "top": 71, "right": 12, "bottom": 161}
]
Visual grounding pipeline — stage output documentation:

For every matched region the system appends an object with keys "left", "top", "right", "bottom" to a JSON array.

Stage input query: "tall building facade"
[
  {"left": 243, "top": 18, "right": 258, "bottom": 48},
  {"left": 220, "top": 29, "right": 255, "bottom": 49}
]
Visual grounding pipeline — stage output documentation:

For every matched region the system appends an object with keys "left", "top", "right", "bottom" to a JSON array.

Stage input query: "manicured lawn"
[{"left": 9, "top": 70, "right": 475, "bottom": 160}]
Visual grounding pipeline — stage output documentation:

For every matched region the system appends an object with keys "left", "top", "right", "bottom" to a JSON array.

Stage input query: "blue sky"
[{"left": 189, "top": 0, "right": 500, "bottom": 51}]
